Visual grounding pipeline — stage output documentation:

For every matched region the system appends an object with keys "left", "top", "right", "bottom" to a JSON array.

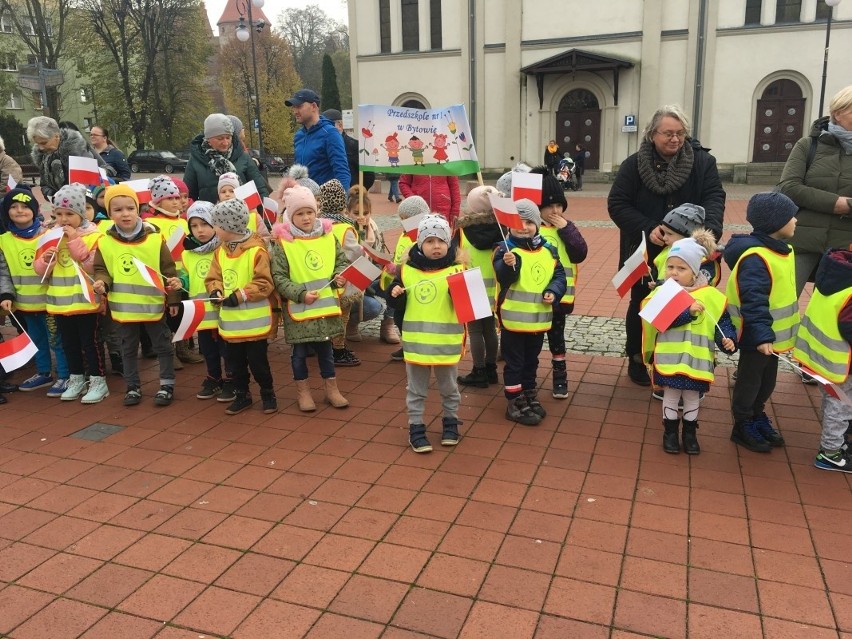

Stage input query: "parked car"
[
  {"left": 127, "top": 150, "right": 188, "bottom": 174},
  {"left": 173, "top": 150, "right": 190, "bottom": 163}
]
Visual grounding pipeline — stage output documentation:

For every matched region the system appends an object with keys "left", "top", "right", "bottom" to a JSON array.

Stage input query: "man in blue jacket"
[{"left": 286, "top": 89, "right": 350, "bottom": 188}]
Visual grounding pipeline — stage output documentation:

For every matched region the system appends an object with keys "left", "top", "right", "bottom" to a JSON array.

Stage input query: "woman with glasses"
[
  {"left": 89, "top": 125, "right": 131, "bottom": 181},
  {"left": 607, "top": 105, "right": 726, "bottom": 386}
]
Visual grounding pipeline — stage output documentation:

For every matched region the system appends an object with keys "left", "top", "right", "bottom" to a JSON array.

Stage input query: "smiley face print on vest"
[
  {"left": 119, "top": 253, "right": 138, "bottom": 276},
  {"left": 414, "top": 280, "right": 438, "bottom": 305},
  {"left": 194, "top": 259, "right": 210, "bottom": 281},
  {"left": 531, "top": 262, "right": 547, "bottom": 287},
  {"left": 222, "top": 269, "right": 238, "bottom": 292},
  {"left": 57, "top": 248, "right": 72, "bottom": 268},
  {"left": 305, "top": 250, "right": 324, "bottom": 272},
  {"left": 18, "top": 248, "right": 35, "bottom": 270}
]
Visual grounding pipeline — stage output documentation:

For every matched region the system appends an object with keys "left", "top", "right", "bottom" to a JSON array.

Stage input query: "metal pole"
[
  {"left": 246, "top": 1, "right": 264, "bottom": 157},
  {"left": 818, "top": 7, "right": 832, "bottom": 117}
]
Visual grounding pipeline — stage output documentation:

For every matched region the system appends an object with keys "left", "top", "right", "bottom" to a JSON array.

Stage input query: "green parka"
[{"left": 184, "top": 133, "right": 270, "bottom": 203}]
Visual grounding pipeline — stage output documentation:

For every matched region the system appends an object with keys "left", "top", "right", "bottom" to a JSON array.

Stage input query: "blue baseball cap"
[{"left": 285, "top": 89, "right": 320, "bottom": 107}]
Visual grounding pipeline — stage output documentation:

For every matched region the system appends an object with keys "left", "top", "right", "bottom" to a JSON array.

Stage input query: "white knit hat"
[{"left": 417, "top": 214, "right": 451, "bottom": 248}]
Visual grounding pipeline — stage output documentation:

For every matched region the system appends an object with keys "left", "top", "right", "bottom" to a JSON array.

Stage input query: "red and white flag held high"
[
  {"left": 132, "top": 257, "right": 167, "bottom": 295},
  {"left": 511, "top": 171, "right": 543, "bottom": 202},
  {"left": 0, "top": 331, "right": 38, "bottom": 372},
  {"left": 447, "top": 267, "right": 493, "bottom": 323},
  {"left": 172, "top": 300, "right": 206, "bottom": 342},
  {"left": 361, "top": 242, "right": 393, "bottom": 267},
  {"left": 35, "top": 226, "right": 64, "bottom": 260},
  {"left": 262, "top": 197, "right": 279, "bottom": 225},
  {"left": 401, "top": 213, "right": 426, "bottom": 241},
  {"left": 611, "top": 233, "right": 651, "bottom": 297},
  {"left": 487, "top": 194, "right": 525, "bottom": 231},
  {"left": 639, "top": 278, "right": 695, "bottom": 332},
  {"left": 74, "top": 262, "right": 95, "bottom": 304},
  {"left": 68, "top": 156, "right": 101, "bottom": 186},
  {"left": 341, "top": 256, "right": 382, "bottom": 291},
  {"left": 7, "top": 173, "right": 17, "bottom": 191},
  {"left": 166, "top": 226, "right": 185, "bottom": 261},
  {"left": 235, "top": 181, "right": 262, "bottom": 210},
  {"left": 124, "top": 179, "right": 152, "bottom": 204}
]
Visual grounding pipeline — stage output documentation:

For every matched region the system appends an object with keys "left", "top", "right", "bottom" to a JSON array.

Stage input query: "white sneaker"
[
  {"left": 81, "top": 376, "right": 110, "bottom": 404},
  {"left": 61, "top": 375, "right": 88, "bottom": 401}
]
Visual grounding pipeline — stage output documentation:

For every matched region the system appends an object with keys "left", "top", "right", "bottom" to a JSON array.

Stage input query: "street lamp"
[
  {"left": 818, "top": 0, "right": 843, "bottom": 117},
  {"left": 235, "top": 0, "right": 266, "bottom": 157}
]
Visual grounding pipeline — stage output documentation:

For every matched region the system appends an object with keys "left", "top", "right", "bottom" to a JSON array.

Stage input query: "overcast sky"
[{"left": 204, "top": 0, "right": 348, "bottom": 32}]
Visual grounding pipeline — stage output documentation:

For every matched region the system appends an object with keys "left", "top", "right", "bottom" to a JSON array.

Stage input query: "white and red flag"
[
  {"left": 166, "top": 226, "right": 185, "bottom": 262},
  {"left": 401, "top": 213, "right": 426, "bottom": 241},
  {"left": 361, "top": 242, "right": 393, "bottom": 267},
  {"left": 795, "top": 366, "right": 852, "bottom": 407},
  {"left": 235, "top": 181, "right": 262, "bottom": 210},
  {"left": 340, "top": 256, "right": 382, "bottom": 291},
  {"left": 0, "top": 331, "right": 38, "bottom": 372},
  {"left": 68, "top": 156, "right": 101, "bottom": 186},
  {"left": 172, "top": 300, "right": 206, "bottom": 342},
  {"left": 124, "top": 179, "right": 152, "bottom": 204},
  {"left": 262, "top": 197, "right": 279, "bottom": 225},
  {"left": 132, "top": 257, "right": 167, "bottom": 295},
  {"left": 74, "top": 262, "right": 95, "bottom": 304},
  {"left": 7, "top": 174, "right": 17, "bottom": 191},
  {"left": 447, "top": 267, "right": 493, "bottom": 323},
  {"left": 487, "top": 194, "right": 525, "bottom": 231},
  {"left": 612, "top": 233, "right": 651, "bottom": 297},
  {"left": 35, "top": 226, "right": 64, "bottom": 260},
  {"left": 99, "top": 167, "right": 110, "bottom": 186},
  {"left": 639, "top": 278, "right": 694, "bottom": 332},
  {"left": 511, "top": 171, "right": 543, "bottom": 202}
]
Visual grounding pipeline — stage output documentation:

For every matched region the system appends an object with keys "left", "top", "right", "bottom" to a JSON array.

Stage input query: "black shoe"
[
  {"left": 409, "top": 423, "right": 432, "bottom": 453},
  {"left": 627, "top": 357, "right": 651, "bottom": 386},
  {"left": 506, "top": 396, "right": 541, "bottom": 426},
  {"left": 524, "top": 390, "right": 546, "bottom": 418},
  {"left": 390, "top": 348, "right": 404, "bottom": 361},
  {"left": 225, "top": 391, "right": 253, "bottom": 415},
  {"left": 441, "top": 417, "right": 460, "bottom": 446},
  {"left": 388, "top": 194, "right": 393, "bottom": 202},
  {"left": 154, "top": 385, "right": 174, "bottom": 406},
  {"left": 109, "top": 352, "right": 123, "bottom": 377},
  {"left": 552, "top": 361, "right": 568, "bottom": 399},
  {"left": 458, "top": 367, "right": 488, "bottom": 388},
  {"left": 124, "top": 386, "right": 142, "bottom": 406},
  {"left": 801, "top": 371, "right": 819, "bottom": 385},
  {"left": 197, "top": 377, "right": 222, "bottom": 400},
  {"left": 730, "top": 419, "right": 771, "bottom": 453},
  {"left": 217, "top": 379, "right": 236, "bottom": 403},
  {"left": 681, "top": 419, "right": 700, "bottom": 455},
  {"left": 485, "top": 363, "right": 499, "bottom": 384},
  {"left": 753, "top": 413, "right": 785, "bottom": 447},
  {"left": 333, "top": 348, "right": 361, "bottom": 367},
  {"left": 0, "top": 381, "right": 18, "bottom": 393},
  {"left": 663, "top": 418, "right": 680, "bottom": 454},
  {"left": 261, "top": 390, "right": 278, "bottom": 414}
]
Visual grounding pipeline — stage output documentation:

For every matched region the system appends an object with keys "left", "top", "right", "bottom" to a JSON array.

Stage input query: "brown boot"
[
  {"left": 295, "top": 379, "right": 316, "bottom": 412},
  {"left": 380, "top": 317, "right": 400, "bottom": 344},
  {"left": 176, "top": 340, "right": 204, "bottom": 364},
  {"left": 324, "top": 377, "right": 349, "bottom": 408},
  {"left": 172, "top": 354, "right": 184, "bottom": 370}
]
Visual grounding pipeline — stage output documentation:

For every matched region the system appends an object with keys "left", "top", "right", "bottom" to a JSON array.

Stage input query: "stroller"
[{"left": 556, "top": 156, "right": 579, "bottom": 191}]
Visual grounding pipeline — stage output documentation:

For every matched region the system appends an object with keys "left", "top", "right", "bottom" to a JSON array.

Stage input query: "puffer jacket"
[
  {"left": 777, "top": 117, "right": 852, "bottom": 256},
  {"left": 293, "top": 116, "right": 350, "bottom": 188},
  {"left": 184, "top": 133, "right": 270, "bottom": 203},
  {"left": 399, "top": 175, "right": 461, "bottom": 225}
]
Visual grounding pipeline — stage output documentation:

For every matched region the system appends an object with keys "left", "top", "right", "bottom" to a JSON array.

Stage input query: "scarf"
[
  {"left": 225, "top": 232, "right": 252, "bottom": 253},
  {"left": 828, "top": 122, "right": 852, "bottom": 155},
  {"left": 636, "top": 139, "right": 695, "bottom": 195},
  {"left": 187, "top": 233, "right": 220, "bottom": 255},
  {"left": 290, "top": 219, "right": 325, "bottom": 238},
  {"left": 407, "top": 243, "right": 458, "bottom": 271},
  {"left": 320, "top": 211, "right": 357, "bottom": 227},
  {"left": 506, "top": 233, "right": 544, "bottom": 250},
  {"left": 115, "top": 218, "right": 143, "bottom": 240},
  {"left": 7, "top": 218, "right": 42, "bottom": 239},
  {"left": 201, "top": 139, "right": 237, "bottom": 177},
  {"left": 547, "top": 143, "right": 559, "bottom": 154}
]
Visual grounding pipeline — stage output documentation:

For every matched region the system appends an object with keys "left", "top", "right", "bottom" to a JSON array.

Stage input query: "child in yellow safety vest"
[
  {"left": 650, "top": 203, "right": 721, "bottom": 289},
  {"left": 390, "top": 215, "right": 467, "bottom": 453},
  {"left": 642, "top": 232, "right": 737, "bottom": 455},
  {"left": 92, "top": 184, "right": 183, "bottom": 407},
  {"left": 217, "top": 172, "right": 270, "bottom": 241},
  {"left": 271, "top": 185, "right": 350, "bottom": 412},
  {"left": 493, "top": 199, "right": 567, "bottom": 427},
  {"left": 205, "top": 198, "right": 277, "bottom": 416},
  {"left": 33, "top": 184, "right": 109, "bottom": 404}
]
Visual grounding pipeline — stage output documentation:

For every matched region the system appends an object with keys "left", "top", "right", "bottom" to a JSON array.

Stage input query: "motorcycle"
[{"left": 556, "top": 156, "right": 579, "bottom": 191}]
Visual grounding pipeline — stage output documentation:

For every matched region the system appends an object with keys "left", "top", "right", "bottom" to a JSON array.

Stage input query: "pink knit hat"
[
  {"left": 466, "top": 185, "right": 498, "bottom": 213},
  {"left": 283, "top": 185, "right": 317, "bottom": 219}
]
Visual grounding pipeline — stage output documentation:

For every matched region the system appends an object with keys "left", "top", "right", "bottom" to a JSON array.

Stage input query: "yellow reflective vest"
[
  {"left": 46, "top": 231, "right": 102, "bottom": 315},
  {"left": 0, "top": 233, "right": 47, "bottom": 311},
  {"left": 498, "top": 246, "right": 556, "bottom": 333},
  {"left": 726, "top": 246, "right": 799, "bottom": 352},
  {"left": 642, "top": 285, "right": 727, "bottom": 383},
  {"left": 182, "top": 250, "right": 218, "bottom": 330},
  {"left": 539, "top": 226, "right": 577, "bottom": 307},
  {"left": 380, "top": 234, "right": 414, "bottom": 290},
  {"left": 216, "top": 245, "right": 272, "bottom": 340},
  {"left": 148, "top": 215, "right": 188, "bottom": 268},
  {"left": 792, "top": 288, "right": 852, "bottom": 383},
  {"left": 98, "top": 233, "right": 166, "bottom": 322},
  {"left": 401, "top": 264, "right": 466, "bottom": 365},
  {"left": 279, "top": 234, "right": 342, "bottom": 321},
  {"left": 457, "top": 229, "right": 497, "bottom": 310}
]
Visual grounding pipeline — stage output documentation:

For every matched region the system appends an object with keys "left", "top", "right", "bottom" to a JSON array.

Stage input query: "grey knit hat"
[
  {"left": 227, "top": 115, "right": 243, "bottom": 138},
  {"left": 218, "top": 172, "right": 240, "bottom": 192},
  {"left": 212, "top": 198, "right": 250, "bottom": 235},
  {"left": 53, "top": 183, "right": 88, "bottom": 219},
  {"left": 514, "top": 198, "right": 542, "bottom": 230},
  {"left": 746, "top": 192, "right": 798, "bottom": 234},
  {"left": 496, "top": 171, "right": 513, "bottom": 197},
  {"left": 187, "top": 200, "right": 215, "bottom": 227},
  {"left": 662, "top": 203, "right": 706, "bottom": 237},
  {"left": 204, "top": 113, "right": 234, "bottom": 139},
  {"left": 417, "top": 214, "right": 451, "bottom": 248},
  {"left": 287, "top": 164, "right": 320, "bottom": 195},
  {"left": 398, "top": 195, "right": 430, "bottom": 220},
  {"left": 148, "top": 176, "right": 180, "bottom": 205},
  {"left": 668, "top": 237, "right": 707, "bottom": 276}
]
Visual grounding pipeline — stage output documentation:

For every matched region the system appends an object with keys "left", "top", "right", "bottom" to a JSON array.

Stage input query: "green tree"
[
  {"left": 320, "top": 53, "right": 340, "bottom": 111},
  {"left": 329, "top": 49, "right": 351, "bottom": 109},
  {"left": 0, "top": 112, "right": 28, "bottom": 155}
]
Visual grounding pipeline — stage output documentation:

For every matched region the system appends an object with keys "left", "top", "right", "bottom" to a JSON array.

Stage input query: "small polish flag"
[
  {"left": 511, "top": 171, "right": 543, "bottom": 202},
  {"left": 68, "top": 156, "right": 101, "bottom": 186},
  {"left": 124, "top": 179, "right": 152, "bottom": 204},
  {"left": 0, "top": 331, "right": 39, "bottom": 372},
  {"left": 487, "top": 194, "right": 525, "bottom": 231},
  {"left": 798, "top": 367, "right": 852, "bottom": 406},
  {"left": 35, "top": 226, "right": 65, "bottom": 260},
  {"left": 7, "top": 174, "right": 17, "bottom": 191},
  {"left": 612, "top": 233, "right": 651, "bottom": 297},
  {"left": 132, "top": 257, "right": 167, "bottom": 295},
  {"left": 340, "top": 256, "right": 382, "bottom": 291},
  {"left": 401, "top": 213, "right": 425, "bottom": 241},
  {"left": 235, "top": 181, "right": 262, "bottom": 210},
  {"left": 361, "top": 242, "right": 392, "bottom": 267},
  {"left": 166, "top": 226, "right": 185, "bottom": 261},
  {"left": 74, "top": 262, "right": 95, "bottom": 304},
  {"left": 262, "top": 197, "right": 279, "bottom": 224},
  {"left": 172, "top": 300, "right": 206, "bottom": 342},
  {"left": 447, "top": 267, "right": 493, "bottom": 323},
  {"left": 639, "top": 278, "right": 694, "bottom": 332}
]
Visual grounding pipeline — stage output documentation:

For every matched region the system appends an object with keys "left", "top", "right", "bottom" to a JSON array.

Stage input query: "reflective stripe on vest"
[
  {"left": 0, "top": 233, "right": 47, "bottom": 311},
  {"left": 46, "top": 232, "right": 102, "bottom": 315},
  {"left": 539, "top": 227, "right": 577, "bottom": 305},
  {"left": 182, "top": 251, "right": 218, "bottom": 330},
  {"left": 498, "top": 246, "right": 555, "bottom": 332},
  {"left": 280, "top": 234, "right": 342, "bottom": 321},
  {"left": 381, "top": 235, "right": 413, "bottom": 290},
  {"left": 98, "top": 233, "right": 165, "bottom": 322},
  {"left": 216, "top": 245, "right": 272, "bottom": 339},
  {"left": 401, "top": 264, "right": 465, "bottom": 365},
  {"left": 792, "top": 288, "right": 852, "bottom": 383},
  {"left": 458, "top": 229, "right": 497, "bottom": 309},
  {"left": 725, "top": 246, "right": 799, "bottom": 352}
]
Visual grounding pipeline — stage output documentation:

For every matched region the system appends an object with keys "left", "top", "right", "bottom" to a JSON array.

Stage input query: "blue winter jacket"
[{"left": 294, "top": 116, "right": 350, "bottom": 187}]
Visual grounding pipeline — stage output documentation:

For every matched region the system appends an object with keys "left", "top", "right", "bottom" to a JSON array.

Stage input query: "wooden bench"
[{"left": 13, "top": 156, "right": 39, "bottom": 185}]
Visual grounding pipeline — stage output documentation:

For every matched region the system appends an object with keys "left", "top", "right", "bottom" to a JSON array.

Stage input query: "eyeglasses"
[
  {"left": 655, "top": 130, "right": 687, "bottom": 140},
  {"left": 89, "top": 133, "right": 104, "bottom": 138}
]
